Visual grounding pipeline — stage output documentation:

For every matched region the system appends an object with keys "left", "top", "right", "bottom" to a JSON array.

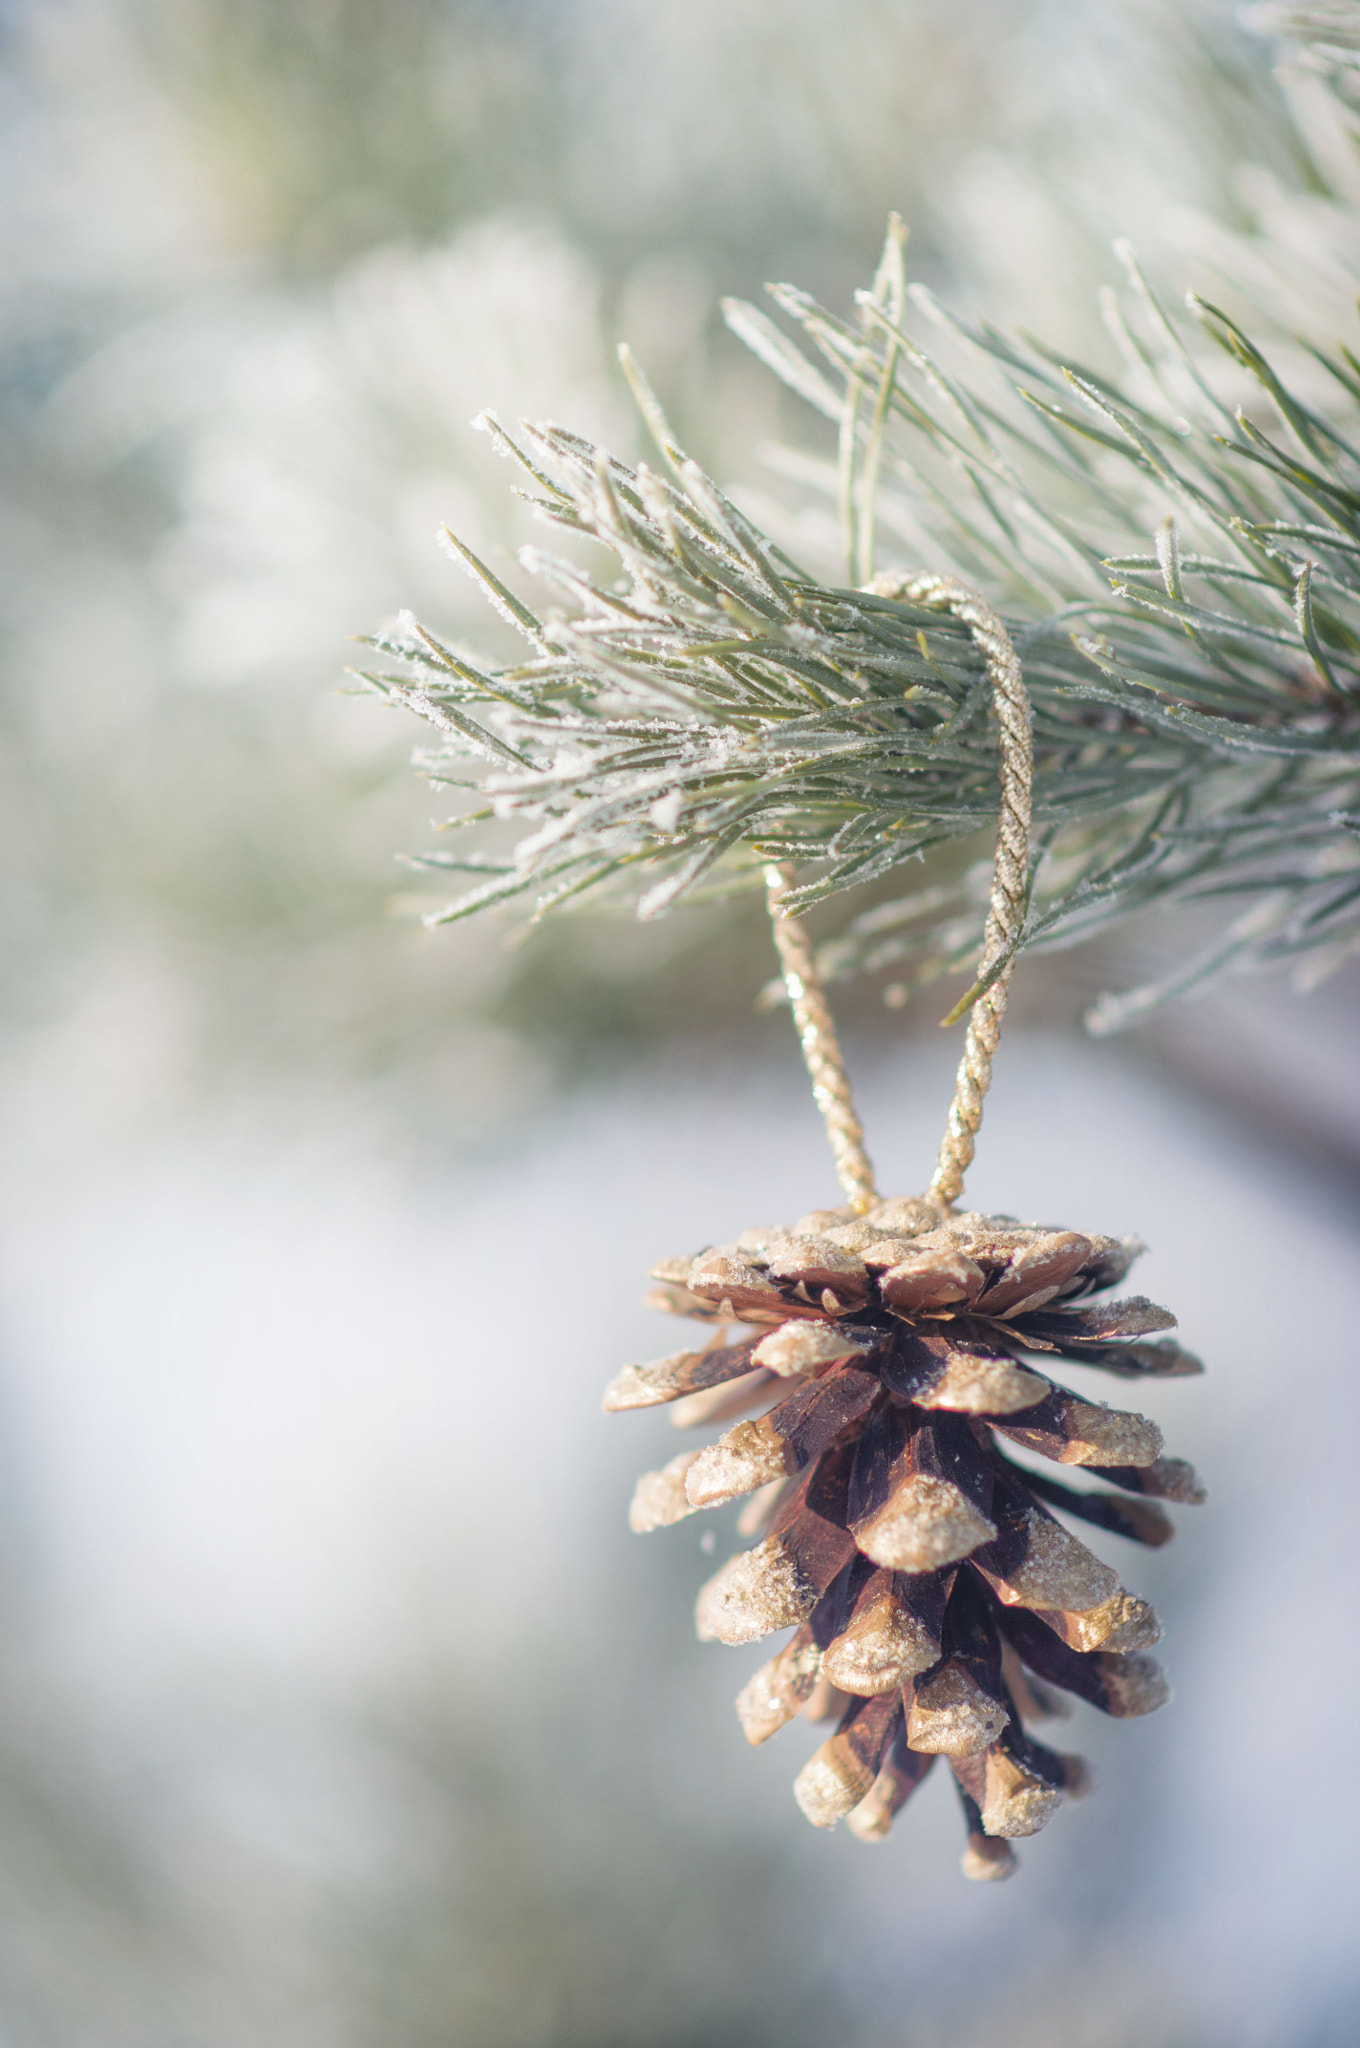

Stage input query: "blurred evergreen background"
[{"left": 0, "top": 3, "right": 1357, "bottom": 2042}]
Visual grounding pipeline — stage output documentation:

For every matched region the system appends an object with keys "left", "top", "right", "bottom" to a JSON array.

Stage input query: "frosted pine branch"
[{"left": 360, "top": 223, "right": 1360, "bottom": 1027}]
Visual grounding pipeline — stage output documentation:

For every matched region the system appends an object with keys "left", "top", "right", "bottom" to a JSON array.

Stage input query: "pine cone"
[{"left": 606, "top": 1195, "right": 1204, "bottom": 1880}]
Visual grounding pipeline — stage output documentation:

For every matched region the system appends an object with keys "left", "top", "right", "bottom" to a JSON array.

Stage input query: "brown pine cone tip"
[{"left": 605, "top": 1194, "right": 1205, "bottom": 1881}]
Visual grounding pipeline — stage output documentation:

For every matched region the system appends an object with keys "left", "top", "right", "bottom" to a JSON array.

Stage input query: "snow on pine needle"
[{"left": 358, "top": 215, "right": 1360, "bottom": 1029}]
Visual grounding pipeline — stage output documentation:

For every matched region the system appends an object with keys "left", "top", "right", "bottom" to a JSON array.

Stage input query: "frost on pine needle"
[{"left": 360, "top": 199, "right": 1360, "bottom": 1028}]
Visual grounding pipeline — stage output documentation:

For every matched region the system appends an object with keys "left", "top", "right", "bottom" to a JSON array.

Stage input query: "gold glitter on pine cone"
[{"left": 605, "top": 1195, "right": 1205, "bottom": 1881}]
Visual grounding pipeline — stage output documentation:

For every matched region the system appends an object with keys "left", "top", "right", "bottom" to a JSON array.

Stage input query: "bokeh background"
[{"left": 0, "top": 1, "right": 1358, "bottom": 2041}]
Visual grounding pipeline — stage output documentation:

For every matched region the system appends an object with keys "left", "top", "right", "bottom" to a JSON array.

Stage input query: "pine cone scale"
[
  {"left": 794, "top": 1692, "right": 903, "bottom": 1828},
  {"left": 685, "top": 1360, "right": 884, "bottom": 1510},
  {"left": 881, "top": 1326, "right": 1049, "bottom": 1412},
  {"left": 1009, "top": 1462, "right": 1176, "bottom": 1547},
  {"left": 990, "top": 1384, "right": 1164, "bottom": 1467},
  {"left": 845, "top": 1736, "right": 934, "bottom": 1841},
  {"left": 696, "top": 1444, "right": 859, "bottom": 1645},
  {"left": 602, "top": 1338, "right": 761, "bottom": 1412},
  {"left": 821, "top": 1569, "right": 945, "bottom": 1694}
]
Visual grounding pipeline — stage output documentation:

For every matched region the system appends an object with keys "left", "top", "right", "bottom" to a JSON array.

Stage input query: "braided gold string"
[
  {"left": 764, "top": 863, "right": 878, "bottom": 1211},
  {"left": 879, "top": 574, "right": 1033, "bottom": 1209},
  {"left": 766, "top": 573, "right": 1032, "bottom": 1215}
]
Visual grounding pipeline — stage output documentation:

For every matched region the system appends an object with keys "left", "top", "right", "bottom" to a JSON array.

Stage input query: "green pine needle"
[{"left": 365, "top": 30, "right": 1360, "bottom": 1027}]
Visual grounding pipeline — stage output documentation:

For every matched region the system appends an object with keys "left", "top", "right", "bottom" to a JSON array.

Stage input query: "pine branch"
[{"left": 369, "top": 39, "right": 1360, "bottom": 1028}]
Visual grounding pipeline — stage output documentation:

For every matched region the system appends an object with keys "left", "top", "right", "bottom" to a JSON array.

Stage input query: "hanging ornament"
[{"left": 604, "top": 575, "right": 1204, "bottom": 1880}]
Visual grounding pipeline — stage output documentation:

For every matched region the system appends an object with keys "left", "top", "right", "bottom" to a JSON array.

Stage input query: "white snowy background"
[{"left": 0, "top": 2, "right": 1357, "bottom": 2041}]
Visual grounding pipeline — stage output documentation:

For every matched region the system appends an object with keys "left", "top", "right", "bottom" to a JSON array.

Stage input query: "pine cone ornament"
[{"left": 606, "top": 1195, "right": 1204, "bottom": 1880}]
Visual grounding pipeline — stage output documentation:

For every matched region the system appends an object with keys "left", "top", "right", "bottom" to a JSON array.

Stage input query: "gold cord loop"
[
  {"left": 764, "top": 863, "right": 878, "bottom": 1211},
  {"left": 765, "top": 573, "right": 1032, "bottom": 1215},
  {"left": 867, "top": 572, "right": 1033, "bottom": 1209}
]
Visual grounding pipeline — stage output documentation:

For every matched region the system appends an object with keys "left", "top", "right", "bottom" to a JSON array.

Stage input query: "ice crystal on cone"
[{"left": 607, "top": 1197, "right": 1202, "bottom": 1880}]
